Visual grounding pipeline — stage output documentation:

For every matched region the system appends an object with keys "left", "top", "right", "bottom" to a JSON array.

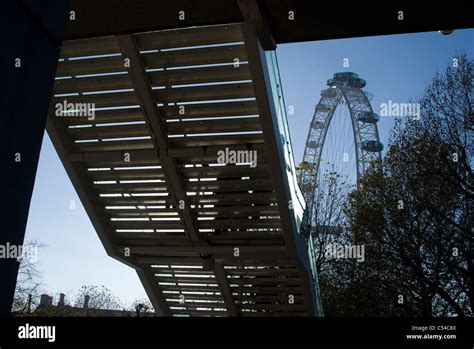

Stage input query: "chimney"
[
  {"left": 135, "top": 303, "right": 144, "bottom": 317},
  {"left": 27, "top": 294, "right": 32, "bottom": 313},
  {"left": 39, "top": 294, "right": 53, "bottom": 307},
  {"left": 58, "top": 293, "right": 65, "bottom": 307},
  {"left": 83, "top": 295, "right": 90, "bottom": 309}
]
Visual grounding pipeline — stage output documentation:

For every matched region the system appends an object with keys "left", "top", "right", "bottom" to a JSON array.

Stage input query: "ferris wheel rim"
[{"left": 298, "top": 73, "right": 383, "bottom": 213}]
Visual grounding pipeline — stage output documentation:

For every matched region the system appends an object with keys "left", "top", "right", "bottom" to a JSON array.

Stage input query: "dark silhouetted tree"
[{"left": 337, "top": 55, "right": 473, "bottom": 316}]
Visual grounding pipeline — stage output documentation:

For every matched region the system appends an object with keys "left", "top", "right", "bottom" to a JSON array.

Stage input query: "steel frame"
[{"left": 299, "top": 74, "right": 382, "bottom": 230}]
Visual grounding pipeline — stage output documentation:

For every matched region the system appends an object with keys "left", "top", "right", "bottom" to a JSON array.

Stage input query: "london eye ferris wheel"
[{"left": 297, "top": 72, "right": 383, "bottom": 230}]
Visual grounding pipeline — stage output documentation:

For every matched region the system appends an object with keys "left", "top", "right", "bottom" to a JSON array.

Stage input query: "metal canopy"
[
  {"left": 63, "top": 0, "right": 474, "bottom": 43},
  {"left": 47, "top": 23, "right": 317, "bottom": 316}
]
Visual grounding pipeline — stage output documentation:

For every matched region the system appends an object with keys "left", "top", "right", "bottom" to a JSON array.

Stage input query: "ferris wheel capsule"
[
  {"left": 357, "top": 111, "right": 380, "bottom": 123},
  {"left": 361, "top": 140, "right": 384, "bottom": 152}
]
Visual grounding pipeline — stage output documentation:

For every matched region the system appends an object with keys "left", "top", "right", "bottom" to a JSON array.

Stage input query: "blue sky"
[
  {"left": 280, "top": 29, "right": 474, "bottom": 162},
  {"left": 23, "top": 29, "right": 474, "bottom": 306}
]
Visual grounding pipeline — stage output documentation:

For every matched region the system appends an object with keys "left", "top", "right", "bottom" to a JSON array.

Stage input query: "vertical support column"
[{"left": 0, "top": 0, "right": 69, "bottom": 316}]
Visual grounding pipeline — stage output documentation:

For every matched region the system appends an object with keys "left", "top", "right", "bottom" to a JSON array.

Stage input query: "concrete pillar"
[{"left": 0, "top": 1, "right": 70, "bottom": 316}]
